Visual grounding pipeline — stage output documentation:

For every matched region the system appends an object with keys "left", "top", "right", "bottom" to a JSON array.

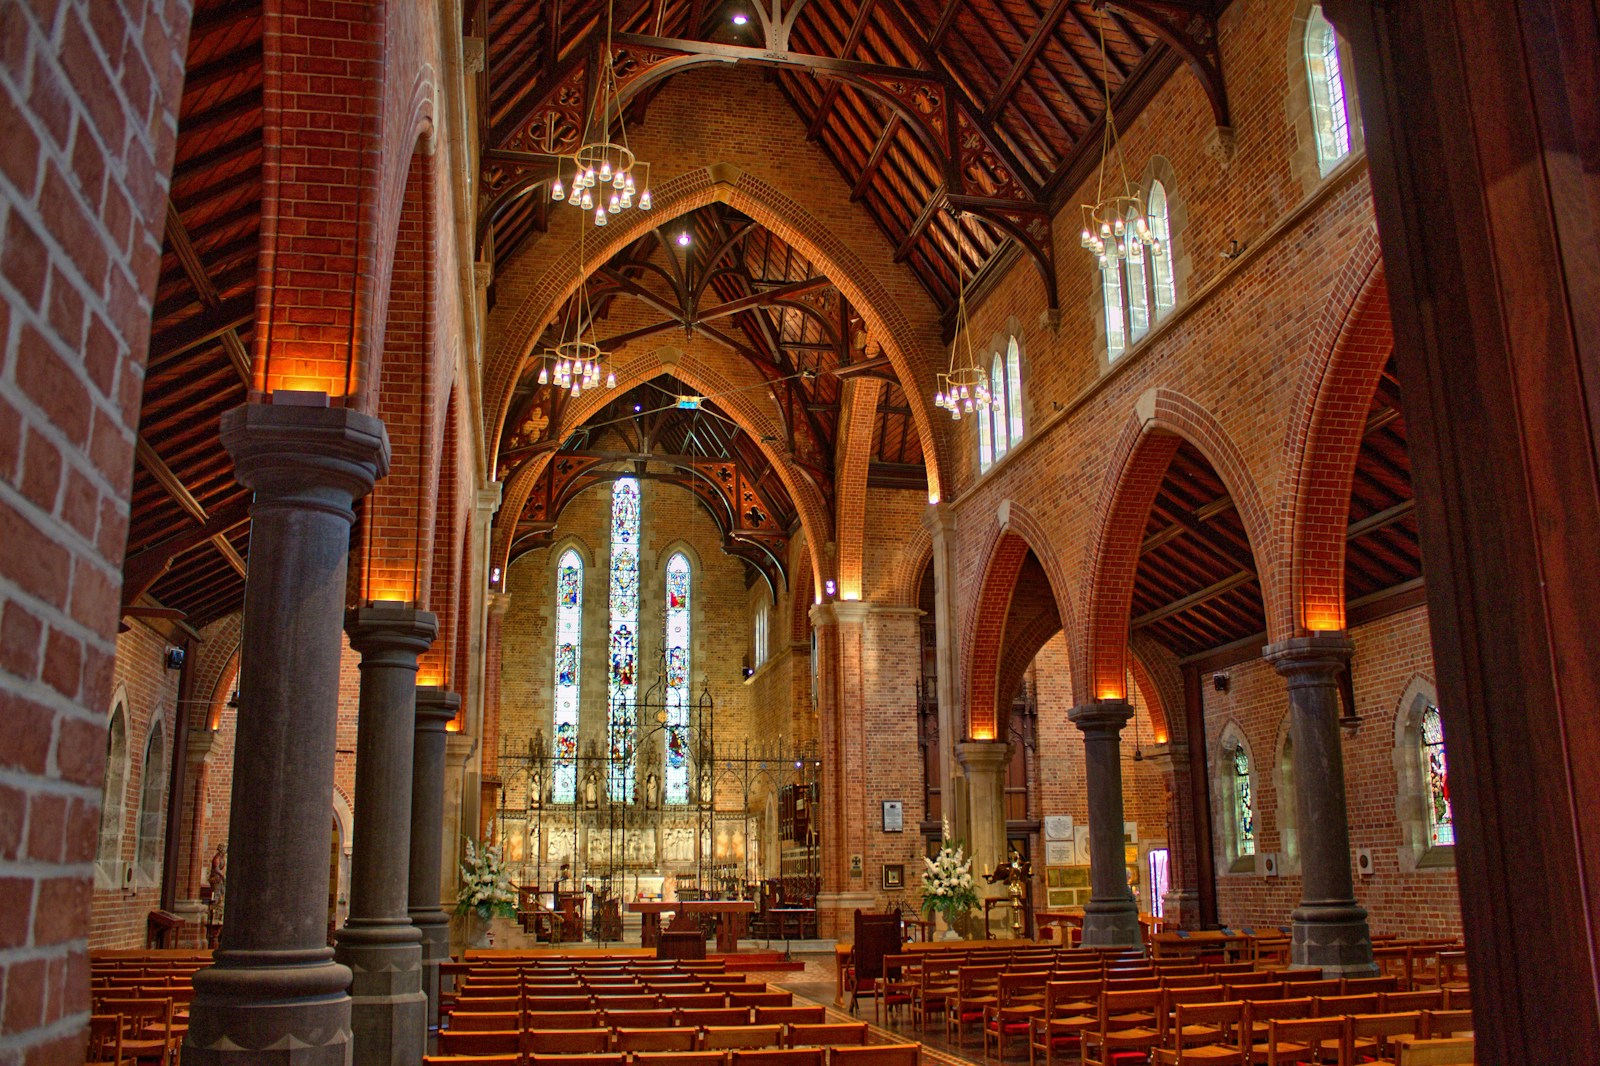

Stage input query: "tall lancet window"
[
  {"left": 552, "top": 549, "right": 583, "bottom": 804},
  {"left": 608, "top": 478, "right": 641, "bottom": 801},
  {"left": 664, "top": 553, "right": 692, "bottom": 805}
]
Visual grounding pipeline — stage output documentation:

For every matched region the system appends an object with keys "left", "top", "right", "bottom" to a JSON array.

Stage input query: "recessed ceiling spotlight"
[
  {"left": 676, "top": 231, "right": 692, "bottom": 246},
  {"left": 732, "top": 12, "right": 749, "bottom": 25}
]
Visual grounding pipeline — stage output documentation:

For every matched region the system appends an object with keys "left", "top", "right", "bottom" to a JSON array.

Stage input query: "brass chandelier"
[{"left": 1078, "top": 10, "right": 1162, "bottom": 269}]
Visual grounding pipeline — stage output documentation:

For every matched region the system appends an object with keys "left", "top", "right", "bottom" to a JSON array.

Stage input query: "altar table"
[{"left": 628, "top": 900, "right": 757, "bottom": 953}]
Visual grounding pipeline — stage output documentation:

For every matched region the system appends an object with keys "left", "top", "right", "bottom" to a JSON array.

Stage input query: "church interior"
[{"left": 0, "top": 0, "right": 1594, "bottom": 1063}]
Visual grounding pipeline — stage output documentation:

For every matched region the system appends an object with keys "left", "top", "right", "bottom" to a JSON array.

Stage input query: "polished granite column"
[
  {"left": 185, "top": 400, "right": 388, "bottom": 1065},
  {"left": 409, "top": 687, "right": 460, "bottom": 1026},
  {"left": 1070, "top": 699, "right": 1142, "bottom": 948}
]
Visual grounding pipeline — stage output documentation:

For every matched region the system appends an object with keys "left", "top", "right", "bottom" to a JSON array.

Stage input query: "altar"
[{"left": 629, "top": 899, "right": 756, "bottom": 953}]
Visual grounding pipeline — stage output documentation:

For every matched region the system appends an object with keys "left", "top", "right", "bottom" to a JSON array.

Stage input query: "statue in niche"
[
  {"left": 644, "top": 771, "right": 659, "bottom": 809},
  {"left": 205, "top": 843, "right": 227, "bottom": 923}
]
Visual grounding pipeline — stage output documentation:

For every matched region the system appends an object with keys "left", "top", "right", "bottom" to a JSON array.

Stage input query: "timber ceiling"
[
  {"left": 1131, "top": 363, "right": 1422, "bottom": 663},
  {"left": 476, "top": 0, "right": 1231, "bottom": 312},
  {"left": 124, "top": 0, "right": 263, "bottom": 633}
]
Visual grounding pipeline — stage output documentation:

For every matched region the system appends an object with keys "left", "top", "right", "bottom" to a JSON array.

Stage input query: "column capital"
[
  {"left": 486, "top": 591, "right": 512, "bottom": 619},
  {"left": 955, "top": 738, "right": 1011, "bottom": 774},
  {"left": 922, "top": 502, "right": 957, "bottom": 537},
  {"left": 475, "top": 480, "right": 503, "bottom": 515},
  {"left": 220, "top": 402, "right": 389, "bottom": 511},
  {"left": 809, "top": 601, "right": 872, "bottom": 628},
  {"left": 186, "top": 728, "right": 220, "bottom": 765},
  {"left": 1263, "top": 632, "right": 1354, "bottom": 680},
  {"left": 1141, "top": 742, "right": 1190, "bottom": 773},
  {"left": 415, "top": 686, "right": 461, "bottom": 729},
  {"left": 345, "top": 605, "right": 438, "bottom": 658},
  {"left": 1069, "top": 699, "right": 1135, "bottom": 735}
]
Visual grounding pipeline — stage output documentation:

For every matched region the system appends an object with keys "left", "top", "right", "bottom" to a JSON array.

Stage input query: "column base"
[
  {"left": 183, "top": 952, "right": 352, "bottom": 1065},
  {"left": 412, "top": 909, "right": 451, "bottom": 1026},
  {"left": 1290, "top": 901, "right": 1377, "bottom": 975},
  {"left": 335, "top": 921, "right": 425, "bottom": 1065},
  {"left": 1160, "top": 890, "right": 1203, "bottom": 932},
  {"left": 815, "top": 892, "right": 878, "bottom": 940},
  {"left": 1079, "top": 899, "right": 1143, "bottom": 949}
]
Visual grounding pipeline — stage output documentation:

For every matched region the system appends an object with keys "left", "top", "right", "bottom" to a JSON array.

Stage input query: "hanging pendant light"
[
  {"left": 934, "top": 263, "right": 992, "bottom": 422},
  {"left": 1080, "top": 10, "right": 1157, "bottom": 270}
]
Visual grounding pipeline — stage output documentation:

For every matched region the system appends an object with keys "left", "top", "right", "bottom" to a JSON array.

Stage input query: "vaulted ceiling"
[{"left": 472, "top": 0, "right": 1231, "bottom": 314}]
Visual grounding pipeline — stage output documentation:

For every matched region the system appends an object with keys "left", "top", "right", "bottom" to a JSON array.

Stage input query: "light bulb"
[
  {"left": 606, "top": 371, "right": 616, "bottom": 388},
  {"left": 1113, "top": 216, "right": 1125, "bottom": 236},
  {"left": 600, "top": 161, "right": 612, "bottom": 182},
  {"left": 1080, "top": 228, "right": 1092, "bottom": 248},
  {"left": 951, "top": 406, "right": 962, "bottom": 420},
  {"left": 1151, "top": 239, "right": 1164, "bottom": 257},
  {"left": 963, "top": 397, "right": 974, "bottom": 413},
  {"left": 538, "top": 365, "right": 549, "bottom": 385},
  {"left": 639, "top": 189, "right": 652, "bottom": 211},
  {"left": 1100, "top": 222, "right": 1112, "bottom": 238},
  {"left": 585, "top": 169, "right": 597, "bottom": 187},
  {"left": 935, "top": 391, "right": 946, "bottom": 407},
  {"left": 595, "top": 207, "right": 607, "bottom": 226},
  {"left": 552, "top": 177, "right": 565, "bottom": 201},
  {"left": 609, "top": 193, "right": 620, "bottom": 212},
  {"left": 621, "top": 193, "right": 633, "bottom": 209},
  {"left": 1115, "top": 239, "right": 1127, "bottom": 258},
  {"left": 571, "top": 382, "right": 580, "bottom": 397},
  {"left": 580, "top": 189, "right": 593, "bottom": 210}
]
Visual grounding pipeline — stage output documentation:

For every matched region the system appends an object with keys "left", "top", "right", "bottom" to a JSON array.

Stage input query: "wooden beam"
[
  {"left": 121, "top": 497, "right": 252, "bottom": 602},
  {"left": 1140, "top": 493, "right": 1236, "bottom": 554},
  {"left": 1131, "top": 569, "right": 1255, "bottom": 629},
  {"left": 135, "top": 436, "right": 248, "bottom": 579},
  {"left": 895, "top": 184, "right": 948, "bottom": 262},
  {"left": 851, "top": 115, "right": 901, "bottom": 201},
  {"left": 1346, "top": 498, "right": 1416, "bottom": 540},
  {"left": 983, "top": 0, "right": 1074, "bottom": 120},
  {"left": 164, "top": 200, "right": 252, "bottom": 387}
]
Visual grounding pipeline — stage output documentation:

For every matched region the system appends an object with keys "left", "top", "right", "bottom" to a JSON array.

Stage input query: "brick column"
[
  {"left": 955, "top": 740, "right": 1011, "bottom": 933},
  {"left": 339, "top": 605, "right": 437, "bottom": 1065},
  {"left": 1263, "top": 633, "right": 1374, "bottom": 975},
  {"left": 410, "top": 687, "right": 460, "bottom": 1027},
  {"left": 1070, "top": 699, "right": 1142, "bottom": 948},
  {"left": 185, "top": 401, "right": 388, "bottom": 1066},
  {"left": 810, "top": 601, "right": 875, "bottom": 937},
  {"left": 1144, "top": 745, "right": 1202, "bottom": 930},
  {"left": 921, "top": 506, "right": 963, "bottom": 839},
  {"left": 480, "top": 592, "right": 510, "bottom": 781}
]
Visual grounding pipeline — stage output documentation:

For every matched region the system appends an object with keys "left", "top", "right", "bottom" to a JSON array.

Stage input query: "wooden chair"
[
  {"left": 1391, "top": 1038, "right": 1473, "bottom": 1065},
  {"left": 913, "top": 958, "right": 960, "bottom": 1031},
  {"left": 1339, "top": 978, "right": 1397, "bottom": 997},
  {"left": 605, "top": 1010, "right": 679, "bottom": 1028},
  {"left": 618, "top": 1028, "right": 699, "bottom": 1053},
  {"left": 728, "top": 1050, "right": 823, "bottom": 1066},
  {"left": 465, "top": 997, "right": 528, "bottom": 1014},
  {"left": 1261, "top": 1018, "right": 1347, "bottom": 1066},
  {"left": 1346, "top": 1012, "right": 1424, "bottom": 1064},
  {"left": 528, "top": 1055, "right": 628, "bottom": 1066},
  {"left": 528, "top": 1010, "right": 602, "bottom": 1029},
  {"left": 701, "top": 1026, "right": 785, "bottom": 1050},
  {"left": 439, "top": 1030, "right": 522, "bottom": 1057},
  {"left": 448, "top": 1011, "right": 525, "bottom": 1031},
  {"left": 87, "top": 1014, "right": 129, "bottom": 1066},
  {"left": 1025, "top": 979, "right": 1101, "bottom": 1066},
  {"left": 633, "top": 1053, "right": 730, "bottom": 1066},
  {"left": 524, "top": 1029, "right": 611, "bottom": 1055},
  {"left": 1081, "top": 989, "right": 1166, "bottom": 1066},
  {"left": 1235, "top": 998, "right": 1315, "bottom": 1065},
  {"left": 1285, "top": 981, "right": 1340, "bottom": 1000},
  {"left": 827, "top": 1045, "right": 921, "bottom": 1066},
  {"left": 425, "top": 1055, "right": 522, "bottom": 1065},
  {"left": 1153, "top": 1000, "right": 1245, "bottom": 1065},
  {"left": 784, "top": 1023, "right": 869, "bottom": 1047},
  {"left": 943, "top": 964, "right": 1005, "bottom": 1045},
  {"left": 878, "top": 954, "right": 917, "bottom": 1024},
  {"left": 757, "top": 1006, "right": 826, "bottom": 1026},
  {"left": 97, "top": 998, "right": 175, "bottom": 1065},
  {"left": 1418, "top": 1010, "right": 1472, "bottom": 1039},
  {"left": 663, "top": 994, "right": 727, "bottom": 1010},
  {"left": 731, "top": 992, "right": 794, "bottom": 1009},
  {"left": 982, "top": 970, "right": 1051, "bottom": 1061},
  {"left": 527, "top": 996, "right": 597, "bottom": 1012},
  {"left": 683, "top": 1008, "right": 752, "bottom": 1027},
  {"left": 1312, "top": 995, "right": 1378, "bottom": 1018},
  {"left": 1379, "top": 991, "right": 1443, "bottom": 1014},
  {"left": 1441, "top": 988, "right": 1470, "bottom": 1012},
  {"left": 595, "top": 995, "right": 662, "bottom": 1011}
]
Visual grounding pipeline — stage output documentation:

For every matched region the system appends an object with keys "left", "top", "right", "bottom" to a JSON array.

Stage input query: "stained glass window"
[
  {"left": 1148, "top": 182, "right": 1175, "bottom": 319},
  {"left": 1233, "top": 745, "right": 1256, "bottom": 856},
  {"left": 1102, "top": 259, "right": 1126, "bottom": 360},
  {"left": 608, "top": 478, "right": 640, "bottom": 802},
  {"left": 1306, "top": 5, "right": 1352, "bottom": 175},
  {"left": 990, "top": 352, "right": 1009, "bottom": 461},
  {"left": 1006, "top": 337, "right": 1024, "bottom": 445},
  {"left": 552, "top": 549, "right": 583, "bottom": 804},
  {"left": 664, "top": 553, "right": 692, "bottom": 805},
  {"left": 1421, "top": 704, "right": 1454, "bottom": 846}
]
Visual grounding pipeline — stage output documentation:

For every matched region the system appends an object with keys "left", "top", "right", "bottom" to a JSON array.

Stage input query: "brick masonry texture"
[{"left": 0, "top": 0, "right": 191, "bottom": 1060}]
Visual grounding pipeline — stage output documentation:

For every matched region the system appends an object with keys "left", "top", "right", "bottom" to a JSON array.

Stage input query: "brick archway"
[
  {"left": 489, "top": 343, "right": 835, "bottom": 600},
  {"left": 960, "top": 503, "right": 1079, "bottom": 742},
  {"left": 887, "top": 527, "right": 934, "bottom": 608},
  {"left": 1281, "top": 240, "right": 1391, "bottom": 634},
  {"left": 481, "top": 165, "right": 948, "bottom": 502},
  {"left": 1077, "top": 389, "right": 1277, "bottom": 705}
]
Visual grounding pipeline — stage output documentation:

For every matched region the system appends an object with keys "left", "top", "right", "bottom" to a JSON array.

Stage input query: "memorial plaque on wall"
[{"left": 1044, "top": 815, "right": 1073, "bottom": 840}]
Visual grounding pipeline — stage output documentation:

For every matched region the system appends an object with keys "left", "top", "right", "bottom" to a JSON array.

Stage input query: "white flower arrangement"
[
  {"left": 455, "top": 836, "right": 517, "bottom": 921},
  {"left": 920, "top": 839, "right": 979, "bottom": 924}
]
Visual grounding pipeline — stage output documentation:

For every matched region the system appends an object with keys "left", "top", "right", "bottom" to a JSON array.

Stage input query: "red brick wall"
[{"left": 0, "top": 0, "right": 191, "bottom": 1057}]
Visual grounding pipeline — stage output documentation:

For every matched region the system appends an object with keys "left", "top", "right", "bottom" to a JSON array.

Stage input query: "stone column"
[
  {"left": 185, "top": 401, "right": 388, "bottom": 1066},
  {"left": 410, "top": 686, "right": 460, "bottom": 1026},
  {"left": 956, "top": 740, "right": 1011, "bottom": 936},
  {"left": 338, "top": 606, "right": 437, "bottom": 1065},
  {"left": 1069, "top": 700, "right": 1141, "bottom": 948},
  {"left": 1264, "top": 633, "right": 1375, "bottom": 975},
  {"left": 922, "top": 506, "right": 963, "bottom": 839},
  {"left": 809, "top": 602, "right": 876, "bottom": 938},
  {"left": 1145, "top": 744, "right": 1202, "bottom": 930}
]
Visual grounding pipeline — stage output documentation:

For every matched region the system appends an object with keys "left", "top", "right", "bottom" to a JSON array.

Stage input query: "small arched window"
[
  {"left": 753, "top": 600, "right": 770, "bottom": 670},
  {"left": 1305, "top": 5, "right": 1352, "bottom": 174},
  {"left": 1277, "top": 731, "right": 1298, "bottom": 871},
  {"left": 134, "top": 720, "right": 166, "bottom": 880},
  {"left": 552, "top": 548, "right": 584, "bottom": 804},
  {"left": 977, "top": 338, "right": 1026, "bottom": 473},
  {"left": 663, "top": 552, "right": 692, "bottom": 805},
  {"left": 1420, "top": 704, "right": 1454, "bottom": 847},
  {"left": 1216, "top": 725, "right": 1257, "bottom": 872},
  {"left": 1232, "top": 745, "right": 1256, "bottom": 857},
  {"left": 1101, "top": 182, "right": 1178, "bottom": 361},
  {"left": 96, "top": 703, "right": 129, "bottom": 884}
]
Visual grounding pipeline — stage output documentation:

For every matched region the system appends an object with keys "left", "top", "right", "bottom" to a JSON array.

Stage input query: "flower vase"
[{"left": 467, "top": 912, "right": 491, "bottom": 949}]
